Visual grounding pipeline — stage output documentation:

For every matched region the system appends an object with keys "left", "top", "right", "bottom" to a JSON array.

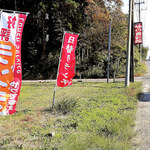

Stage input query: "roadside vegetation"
[
  {"left": 0, "top": 82, "right": 141, "bottom": 149},
  {"left": 1, "top": 1, "right": 148, "bottom": 79}
]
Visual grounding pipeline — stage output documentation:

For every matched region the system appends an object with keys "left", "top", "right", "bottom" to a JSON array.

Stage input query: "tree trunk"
[
  {"left": 14, "top": 0, "right": 17, "bottom": 10},
  {"left": 41, "top": 13, "right": 46, "bottom": 53},
  {"left": 87, "top": 48, "right": 88, "bottom": 59},
  {"left": 82, "top": 48, "right": 84, "bottom": 61}
]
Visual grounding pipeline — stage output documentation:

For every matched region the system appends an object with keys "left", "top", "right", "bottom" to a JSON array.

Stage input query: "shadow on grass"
[
  {"left": 22, "top": 83, "right": 55, "bottom": 87},
  {"left": 40, "top": 108, "right": 52, "bottom": 113},
  {"left": 138, "top": 93, "right": 150, "bottom": 102},
  {"left": 16, "top": 109, "right": 32, "bottom": 113},
  {"left": 72, "top": 81, "right": 124, "bottom": 89}
]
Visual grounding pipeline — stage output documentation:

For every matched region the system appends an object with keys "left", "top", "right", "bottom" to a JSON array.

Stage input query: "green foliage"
[
  {"left": 135, "top": 62, "right": 147, "bottom": 76},
  {"left": 142, "top": 46, "right": 149, "bottom": 60},
  {"left": 0, "top": 0, "right": 146, "bottom": 79},
  {"left": 133, "top": 45, "right": 148, "bottom": 76},
  {"left": 85, "top": 65, "right": 104, "bottom": 78},
  {"left": 65, "top": 0, "right": 79, "bottom": 8}
]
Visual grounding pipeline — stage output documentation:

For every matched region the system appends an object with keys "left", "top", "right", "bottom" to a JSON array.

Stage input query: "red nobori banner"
[
  {"left": 57, "top": 32, "right": 79, "bottom": 87},
  {"left": 134, "top": 22, "right": 142, "bottom": 45},
  {"left": 0, "top": 12, "right": 28, "bottom": 115}
]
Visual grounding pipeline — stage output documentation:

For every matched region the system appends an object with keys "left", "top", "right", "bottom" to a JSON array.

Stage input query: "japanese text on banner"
[
  {"left": 0, "top": 12, "right": 27, "bottom": 115},
  {"left": 57, "top": 32, "right": 79, "bottom": 87},
  {"left": 134, "top": 22, "right": 142, "bottom": 45}
]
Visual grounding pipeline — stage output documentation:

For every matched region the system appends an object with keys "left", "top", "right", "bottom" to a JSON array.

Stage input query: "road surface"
[
  {"left": 134, "top": 61, "right": 150, "bottom": 150},
  {"left": 22, "top": 77, "right": 143, "bottom": 83}
]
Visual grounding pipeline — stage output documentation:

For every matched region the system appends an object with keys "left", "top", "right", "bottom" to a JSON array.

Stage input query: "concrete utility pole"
[
  {"left": 139, "top": 0, "right": 141, "bottom": 22},
  {"left": 125, "top": 0, "right": 133, "bottom": 87},
  {"left": 107, "top": 18, "right": 112, "bottom": 83},
  {"left": 130, "top": 0, "right": 134, "bottom": 83}
]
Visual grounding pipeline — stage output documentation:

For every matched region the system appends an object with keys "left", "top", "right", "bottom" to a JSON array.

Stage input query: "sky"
[{"left": 122, "top": 0, "right": 150, "bottom": 58}]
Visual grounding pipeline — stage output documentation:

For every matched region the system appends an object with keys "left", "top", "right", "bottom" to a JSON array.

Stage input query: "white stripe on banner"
[
  {"left": 0, "top": 57, "right": 8, "bottom": 64},
  {"left": 0, "top": 105, "right": 3, "bottom": 109},
  {"left": 1, "top": 69, "right": 9, "bottom": 75},
  {"left": 0, "top": 50, "right": 12, "bottom": 56},
  {"left": 0, "top": 44, "right": 11, "bottom": 50},
  {"left": 0, "top": 97, "right": 6, "bottom": 102},
  {"left": 0, "top": 90, "right": 6, "bottom": 102},
  {"left": 0, "top": 81, "right": 7, "bottom": 87},
  {"left": 0, "top": 91, "right": 6, "bottom": 96}
]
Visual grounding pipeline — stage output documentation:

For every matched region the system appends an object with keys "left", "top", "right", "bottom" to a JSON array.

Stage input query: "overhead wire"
[
  {"left": 134, "top": 0, "right": 140, "bottom": 22},
  {"left": 142, "top": 0, "right": 147, "bottom": 44},
  {"left": 141, "top": 0, "right": 148, "bottom": 46}
]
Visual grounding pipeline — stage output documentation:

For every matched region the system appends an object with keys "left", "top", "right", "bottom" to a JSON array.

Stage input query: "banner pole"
[{"left": 52, "top": 31, "right": 66, "bottom": 107}]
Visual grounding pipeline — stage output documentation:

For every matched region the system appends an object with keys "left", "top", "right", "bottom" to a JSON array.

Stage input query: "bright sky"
[{"left": 122, "top": 0, "right": 150, "bottom": 58}]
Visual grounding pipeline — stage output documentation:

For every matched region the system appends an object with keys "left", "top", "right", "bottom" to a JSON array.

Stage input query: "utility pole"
[
  {"left": 130, "top": 0, "right": 134, "bottom": 82},
  {"left": 107, "top": 18, "right": 112, "bottom": 83},
  {"left": 134, "top": 1, "right": 145, "bottom": 21},
  {"left": 125, "top": 0, "right": 133, "bottom": 87},
  {"left": 139, "top": 0, "right": 141, "bottom": 22},
  {"left": 139, "top": 0, "right": 141, "bottom": 62}
]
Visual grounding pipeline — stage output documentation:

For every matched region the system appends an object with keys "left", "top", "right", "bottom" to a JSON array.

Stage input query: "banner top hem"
[{"left": 0, "top": 9, "right": 30, "bottom": 15}]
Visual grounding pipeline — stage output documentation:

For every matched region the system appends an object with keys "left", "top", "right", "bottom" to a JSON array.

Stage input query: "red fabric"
[
  {"left": 134, "top": 22, "right": 142, "bottom": 44},
  {"left": 57, "top": 32, "right": 79, "bottom": 87},
  {"left": 0, "top": 12, "right": 27, "bottom": 115},
  {"left": 7, "top": 14, "right": 27, "bottom": 115}
]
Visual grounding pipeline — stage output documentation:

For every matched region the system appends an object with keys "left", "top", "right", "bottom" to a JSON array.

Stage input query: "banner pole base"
[{"left": 52, "top": 90, "right": 56, "bottom": 108}]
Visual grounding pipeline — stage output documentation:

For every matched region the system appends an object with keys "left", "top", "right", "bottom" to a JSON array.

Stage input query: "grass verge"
[{"left": 0, "top": 82, "right": 141, "bottom": 150}]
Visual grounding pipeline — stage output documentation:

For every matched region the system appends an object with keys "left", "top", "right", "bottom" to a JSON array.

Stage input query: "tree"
[{"left": 0, "top": 0, "right": 144, "bottom": 79}]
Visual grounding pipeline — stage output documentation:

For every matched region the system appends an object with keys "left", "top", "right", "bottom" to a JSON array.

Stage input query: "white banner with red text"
[
  {"left": 0, "top": 11, "right": 28, "bottom": 115},
  {"left": 57, "top": 32, "right": 79, "bottom": 87}
]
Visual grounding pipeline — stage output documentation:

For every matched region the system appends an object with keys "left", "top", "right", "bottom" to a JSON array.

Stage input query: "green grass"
[
  {"left": 135, "top": 62, "right": 147, "bottom": 76},
  {"left": 0, "top": 82, "right": 141, "bottom": 150}
]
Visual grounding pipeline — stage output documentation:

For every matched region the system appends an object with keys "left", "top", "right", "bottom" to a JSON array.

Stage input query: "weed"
[{"left": 53, "top": 96, "right": 78, "bottom": 114}]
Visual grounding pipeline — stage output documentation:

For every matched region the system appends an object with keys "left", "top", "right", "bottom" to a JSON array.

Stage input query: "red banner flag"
[
  {"left": 57, "top": 32, "right": 79, "bottom": 87},
  {"left": 0, "top": 12, "right": 28, "bottom": 115},
  {"left": 134, "top": 22, "right": 142, "bottom": 44}
]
